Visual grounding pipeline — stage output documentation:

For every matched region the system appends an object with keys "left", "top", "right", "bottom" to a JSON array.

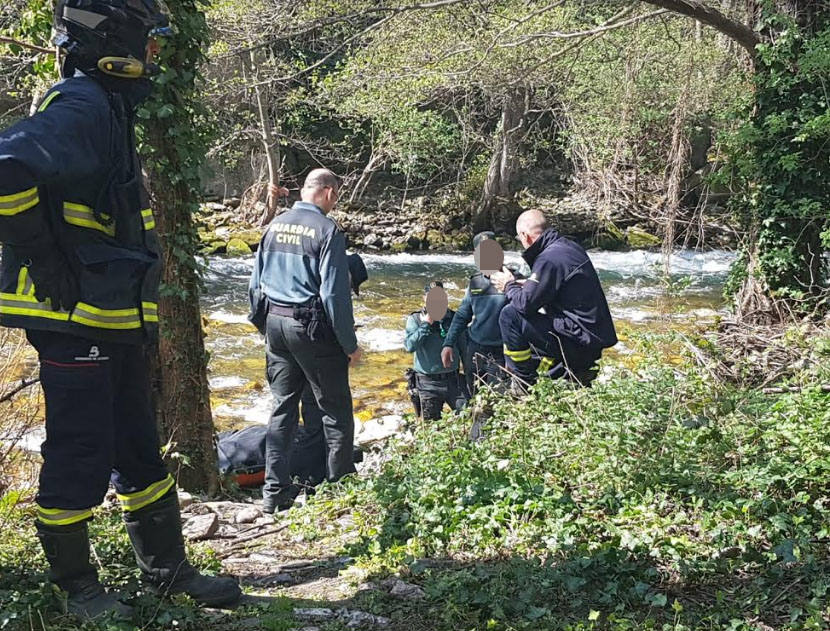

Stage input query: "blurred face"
[{"left": 145, "top": 36, "right": 161, "bottom": 64}]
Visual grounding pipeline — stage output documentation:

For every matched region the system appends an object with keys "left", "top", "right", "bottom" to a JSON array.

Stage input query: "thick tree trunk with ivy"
[
  {"left": 730, "top": 1, "right": 829, "bottom": 322},
  {"left": 476, "top": 87, "right": 529, "bottom": 233},
  {"left": 645, "top": 0, "right": 830, "bottom": 321},
  {"left": 141, "top": 0, "right": 218, "bottom": 493}
]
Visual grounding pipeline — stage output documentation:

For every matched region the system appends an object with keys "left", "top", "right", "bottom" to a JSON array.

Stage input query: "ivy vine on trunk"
[
  {"left": 725, "top": 6, "right": 830, "bottom": 321},
  {"left": 138, "top": 0, "right": 218, "bottom": 493}
]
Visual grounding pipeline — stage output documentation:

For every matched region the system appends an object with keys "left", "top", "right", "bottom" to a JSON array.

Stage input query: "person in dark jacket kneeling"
[{"left": 490, "top": 210, "right": 617, "bottom": 389}]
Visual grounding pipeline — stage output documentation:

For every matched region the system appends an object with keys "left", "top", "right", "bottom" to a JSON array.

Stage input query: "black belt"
[
  {"left": 269, "top": 304, "right": 297, "bottom": 317},
  {"left": 417, "top": 371, "right": 458, "bottom": 382}
]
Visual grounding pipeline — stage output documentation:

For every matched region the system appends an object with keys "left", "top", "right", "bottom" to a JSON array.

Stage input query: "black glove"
[{"left": 17, "top": 248, "right": 79, "bottom": 311}]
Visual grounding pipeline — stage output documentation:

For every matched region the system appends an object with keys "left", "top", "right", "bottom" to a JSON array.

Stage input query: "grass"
[{"left": 1, "top": 329, "right": 829, "bottom": 630}]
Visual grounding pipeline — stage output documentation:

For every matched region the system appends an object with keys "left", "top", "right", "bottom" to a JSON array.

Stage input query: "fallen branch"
[
  {"left": 219, "top": 523, "right": 290, "bottom": 558},
  {"left": 762, "top": 385, "right": 830, "bottom": 395},
  {"left": 0, "top": 378, "right": 40, "bottom": 404}
]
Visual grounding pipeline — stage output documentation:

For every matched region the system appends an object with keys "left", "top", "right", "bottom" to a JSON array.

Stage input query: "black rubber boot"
[
  {"left": 36, "top": 520, "right": 133, "bottom": 621},
  {"left": 123, "top": 490, "right": 241, "bottom": 608}
]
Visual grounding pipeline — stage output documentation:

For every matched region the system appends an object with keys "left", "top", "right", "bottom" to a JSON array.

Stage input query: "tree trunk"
[
  {"left": 145, "top": 172, "right": 218, "bottom": 493},
  {"left": 141, "top": 0, "right": 218, "bottom": 493},
  {"left": 246, "top": 49, "right": 283, "bottom": 226},
  {"left": 735, "top": 0, "right": 828, "bottom": 322},
  {"left": 476, "top": 87, "right": 528, "bottom": 232},
  {"left": 649, "top": 0, "right": 828, "bottom": 320}
]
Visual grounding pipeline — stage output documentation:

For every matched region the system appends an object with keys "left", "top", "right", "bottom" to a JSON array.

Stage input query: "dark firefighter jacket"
[
  {"left": 443, "top": 272, "right": 507, "bottom": 349},
  {"left": 504, "top": 229, "right": 617, "bottom": 350},
  {"left": 0, "top": 75, "right": 161, "bottom": 343},
  {"left": 249, "top": 201, "right": 358, "bottom": 355}
]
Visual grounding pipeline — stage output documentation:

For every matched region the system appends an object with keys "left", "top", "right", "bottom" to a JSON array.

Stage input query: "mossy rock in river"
[
  {"left": 202, "top": 240, "right": 227, "bottom": 255},
  {"left": 625, "top": 226, "right": 661, "bottom": 248},
  {"left": 425, "top": 229, "right": 446, "bottom": 249},
  {"left": 226, "top": 238, "right": 252, "bottom": 255},
  {"left": 233, "top": 229, "right": 263, "bottom": 249}
]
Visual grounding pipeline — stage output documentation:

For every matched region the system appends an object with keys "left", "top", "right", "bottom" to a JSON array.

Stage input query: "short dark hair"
[
  {"left": 424, "top": 280, "right": 443, "bottom": 294},
  {"left": 303, "top": 169, "right": 340, "bottom": 193}
]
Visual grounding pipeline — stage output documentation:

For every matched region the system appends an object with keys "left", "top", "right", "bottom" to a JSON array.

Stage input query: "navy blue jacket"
[
  {"left": 0, "top": 75, "right": 161, "bottom": 342},
  {"left": 505, "top": 229, "right": 617, "bottom": 350},
  {"left": 249, "top": 201, "right": 358, "bottom": 354},
  {"left": 444, "top": 273, "right": 507, "bottom": 349}
]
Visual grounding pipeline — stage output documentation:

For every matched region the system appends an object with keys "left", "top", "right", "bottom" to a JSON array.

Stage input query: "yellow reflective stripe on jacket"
[
  {"left": 118, "top": 474, "right": 175, "bottom": 512},
  {"left": 63, "top": 202, "right": 115, "bottom": 236},
  {"left": 504, "top": 346, "right": 532, "bottom": 362},
  {"left": 37, "top": 505, "right": 93, "bottom": 526},
  {"left": 0, "top": 291, "right": 71, "bottom": 321},
  {"left": 0, "top": 187, "right": 39, "bottom": 216},
  {"left": 70, "top": 302, "right": 141, "bottom": 330},
  {"left": 37, "top": 90, "right": 61, "bottom": 112},
  {"left": 16, "top": 267, "right": 34, "bottom": 296},
  {"left": 141, "top": 208, "right": 155, "bottom": 231},
  {"left": 142, "top": 301, "right": 159, "bottom": 322}
]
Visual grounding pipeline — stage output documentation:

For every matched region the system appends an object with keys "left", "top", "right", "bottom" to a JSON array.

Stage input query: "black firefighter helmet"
[{"left": 54, "top": 0, "right": 171, "bottom": 79}]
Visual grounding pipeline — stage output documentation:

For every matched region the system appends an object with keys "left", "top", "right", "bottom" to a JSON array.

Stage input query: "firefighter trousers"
[{"left": 26, "top": 330, "right": 171, "bottom": 527}]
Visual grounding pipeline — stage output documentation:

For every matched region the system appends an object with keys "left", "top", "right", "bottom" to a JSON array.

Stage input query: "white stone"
[
  {"left": 177, "top": 491, "right": 194, "bottom": 510},
  {"left": 293, "top": 608, "right": 335, "bottom": 621},
  {"left": 182, "top": 513, "right": 219, "bottom": 540},
  {"left": 389, "top": 579, "right": 425, "bottom": 600},
  {"left": 355, "top": 415, "right": 405, "bottom": 446},
  {"left": 235, "top": 506, "right": 261, "bottom": 524}
]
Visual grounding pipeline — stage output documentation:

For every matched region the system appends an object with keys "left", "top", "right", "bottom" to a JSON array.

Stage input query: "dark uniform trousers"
[
  {"left": 26, "top": 330, "right": 171, "bottom": 522},
  {"left": 464, "top": 339, "right": 506, "bottom": 395},
  {"left": 264, "top": 313, "right": 354, "bottom": 505},
  {"left": 499, "top": 304, "right": 601, "bottom": 387},
  {"left": 415, "top": 371, "right": 467, "bottom": 421}
]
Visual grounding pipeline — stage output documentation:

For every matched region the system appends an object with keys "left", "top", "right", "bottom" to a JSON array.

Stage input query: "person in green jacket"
[{"left": 403, "top": 281, "right": 467, "bottom": 421}]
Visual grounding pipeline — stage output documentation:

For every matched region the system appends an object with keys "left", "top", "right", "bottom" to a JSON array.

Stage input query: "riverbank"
[
  {"left": 195, "top": 189, "right": 737, "bottom": 256},
  {"left": 1, "top": 326, "right": 828, "bottom": 631}
]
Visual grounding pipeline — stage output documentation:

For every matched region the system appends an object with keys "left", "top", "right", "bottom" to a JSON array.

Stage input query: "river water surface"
[{"left": 203, "top": 249, "right": 734, "bottom": 430}]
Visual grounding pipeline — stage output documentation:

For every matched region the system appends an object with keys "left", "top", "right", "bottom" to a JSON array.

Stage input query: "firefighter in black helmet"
[{"left": 0, "top": 0, "right": 240, "bottom": 621}]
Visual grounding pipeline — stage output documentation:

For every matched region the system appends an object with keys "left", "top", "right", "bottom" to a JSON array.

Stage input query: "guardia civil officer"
[
  {"left": 0, "top": 0, "right": 240, "bottom": 620},
  {"left": 248, "top": 169, "right": 362, "bottom": 514},
  {"left": 295, "top": 252, "right": 368, "bottom": 487},
  {"left": 441, "top": 232, "right": 508, "bottom": 395},
  {"left": 404, "top": 282, "right": 467, "bottom": 421},
  {"left": 490, "top": 210, "right": 617, "bottom": 387}
]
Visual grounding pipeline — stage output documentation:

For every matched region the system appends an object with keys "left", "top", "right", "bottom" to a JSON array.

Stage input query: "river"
[{"left": 202, "top": 249, "right": 734, "bottom": 430}]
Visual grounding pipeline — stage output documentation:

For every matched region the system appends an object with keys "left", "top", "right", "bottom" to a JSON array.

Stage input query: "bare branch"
[
  {"left": 0, "top": 36, "right": 54, "bottom": 55},
  {"left": 499, "top": 9, "right": 669, "bottom": 48},
  {"left": 639, "top": 0, "right": 760, "bottom": 55},
  {"left": 0, "top": 377, "right": 39, "bottom": 404}
]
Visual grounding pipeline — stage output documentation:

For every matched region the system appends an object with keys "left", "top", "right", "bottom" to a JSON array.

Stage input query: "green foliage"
[
  {"left": 720, "top": 10, "right": 830, "bottom": 307},
  {"left": 0, "top": 504, "right": 229, "bottom": 630},
  {"left": 0, "top": 0, "right": 55, "bottom": 127},
  {"left": 289, "top": 331, "right": 830, "bottom": 630},
  {"left": 138, "top": 0, "right": 212, "bottom": 281}
]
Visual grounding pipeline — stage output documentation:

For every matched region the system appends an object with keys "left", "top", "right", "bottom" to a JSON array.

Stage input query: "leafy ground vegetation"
[{"left": 2, "top": 328, "right": 829, "bottom": 631}]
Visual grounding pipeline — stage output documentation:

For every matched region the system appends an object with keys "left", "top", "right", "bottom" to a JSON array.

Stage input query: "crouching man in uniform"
[
  {"left": 490, "top": 210, "right": 617, "bottom": 388},
  {"left": 0, "top": 0, "right": 240, "bottom": 620},
  {"left": 249, "top": 169, "right": 362, "bottom": 514},
  {"left": 404, "top": 282, "right": 467, "bottom": 421}
]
